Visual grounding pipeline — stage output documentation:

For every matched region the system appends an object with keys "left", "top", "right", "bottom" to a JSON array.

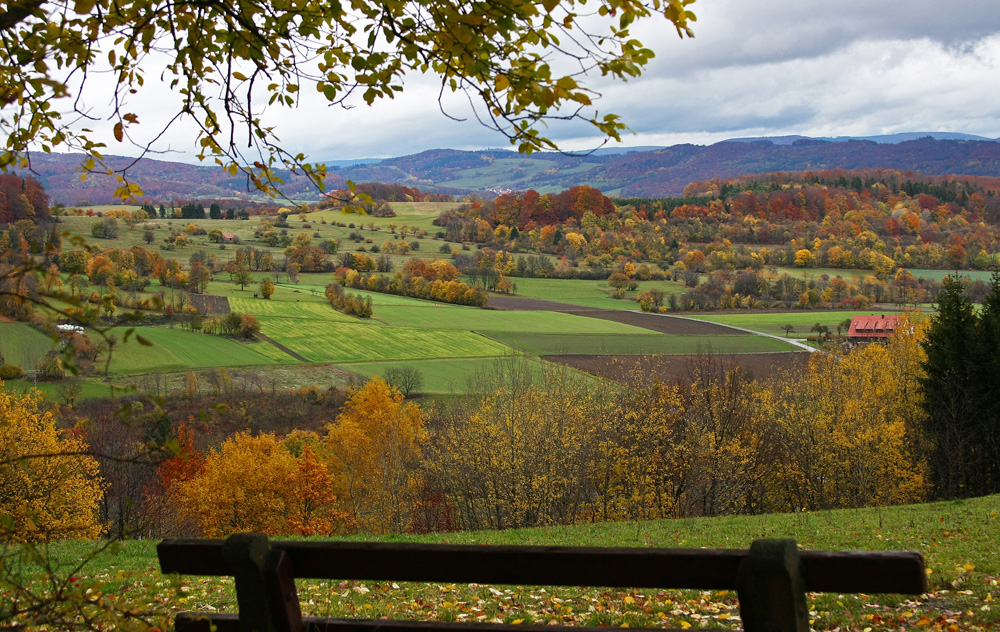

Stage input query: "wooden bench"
[{"left": 157, "top": 534, "right": 926, "bottom": 632}]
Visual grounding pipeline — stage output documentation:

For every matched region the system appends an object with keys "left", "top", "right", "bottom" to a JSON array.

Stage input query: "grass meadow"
[
  {"left": 508, "top": 277, "right": 686, "bottom": 310},
  {"left": 687, "top": 310, "right": 889, "bottom": 338},
  {"left": 43, "top": 493, "right": 1000, "bottom": 631},
  {"left": 336, "top": 356, "right": 553, "bottom": 394}
]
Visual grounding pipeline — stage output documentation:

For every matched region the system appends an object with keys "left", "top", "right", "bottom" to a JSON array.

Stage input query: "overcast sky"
[{"left": 72, "top": 0, "right": 1000, "bottom": 163}]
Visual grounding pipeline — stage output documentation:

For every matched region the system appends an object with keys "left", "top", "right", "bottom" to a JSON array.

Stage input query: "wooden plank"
[
  {"left": 176, "top": 614, "right": 704, "bottom": 632},
  {"left": 160, "top": 540, "right": 744, "bottom": 590},
  {"left": 158, "top": 540, "right": 925, "bottom": 595},
  {"left": 800, "top": 549, "right": 926, "bottom": 594}
]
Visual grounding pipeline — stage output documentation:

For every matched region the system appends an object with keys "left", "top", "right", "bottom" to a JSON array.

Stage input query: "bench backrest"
[{"left": 157, "top": 535, "right": 926, "bottom": 632}]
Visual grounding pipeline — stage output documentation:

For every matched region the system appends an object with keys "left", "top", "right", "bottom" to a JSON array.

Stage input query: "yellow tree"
[
  {"left": 324, "top": 378, "right": 426, "bottom": 534},
  {"left": 770, "top": 316, "right": 928, "bottom": 511},
  {"left": 590, "top": 371, "right": 691, "bottom": 522},
  {"left": 172, "top": 432, "right": 353, "bottom": 537},
  {"left": 427, "top": 360, "right": 606, "bottom": 530},
  {"left": 0, "top": 384, "right": 104, "bottom": 541}
]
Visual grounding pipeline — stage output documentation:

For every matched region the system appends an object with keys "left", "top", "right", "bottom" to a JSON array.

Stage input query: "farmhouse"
[
  {"left": 221, "top": 232, "right": 236, "bottom": 243},
  {"left": 847, "top": 314, "right": 900, "bottom": 342}
]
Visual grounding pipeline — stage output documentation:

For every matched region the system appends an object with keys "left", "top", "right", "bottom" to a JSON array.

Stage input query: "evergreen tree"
[
  {"left": 209, "top": 203, "right": 222, "bottom": 219},
  {"left": 921, "top": 275, "right": 1000, "bottom": 498}
]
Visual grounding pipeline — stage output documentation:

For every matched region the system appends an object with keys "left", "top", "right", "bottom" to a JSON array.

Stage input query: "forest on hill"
[{"left": 20, "top": 137, "right": 1000, "bottom": 205}]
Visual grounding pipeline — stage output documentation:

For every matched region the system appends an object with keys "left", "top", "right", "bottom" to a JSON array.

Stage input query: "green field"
[
  {"left": 336, "top": 356, "right": 556, "bottom": 394},
  {"left": 507, "top": 277, "right": 685, "bottom": 310},
  {"left": 0, "top": 322, "right": 58, "bottom": 367},
  {"left": 42, "top": 493, "right": 1000, "bottom": 631},
  {"left": 97, "top": 326, "right": 289, "bottom": 375},
  {"left": 487, "top": 331, "right": 796, "bottom": 355},
  {"left": 311, "top": 201, "right": 457, "bottom": 232},
  {"left": 256, "top": 317, "right": 510, "bottom": 363},
  {"left": 374, "top": 303, "right": 651, "bottom": 333},
  {"left": 906, "top": 268, "right": 996, "bottom": 282},
  {"left": 689, "top": 310, "right": 902, "bottom": 338},
  {"left": 771, "top": 265, "right": 874, "bottom": 280}
]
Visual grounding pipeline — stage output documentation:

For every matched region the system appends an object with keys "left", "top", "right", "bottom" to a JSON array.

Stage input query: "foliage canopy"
[{"left": 1, "top": 0, "right": 695, "bottom": 195}]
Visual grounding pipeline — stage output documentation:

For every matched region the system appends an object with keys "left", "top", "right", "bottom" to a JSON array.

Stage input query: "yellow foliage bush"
[
  {"left": 0, "top": 384, "right": 104, "bottom": 541},
  {"left": 324, "top": 377, "right": 426, "bottom": 534},
  {"left": 171, "top": 432, "right": 354, "bottom": 537}
]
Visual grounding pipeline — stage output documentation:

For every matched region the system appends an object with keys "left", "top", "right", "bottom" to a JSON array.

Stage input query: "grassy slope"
[
  {"left": 374, "top": 304, "right": 652, "bottom": 334},
  {"left": 508, "top": 277, "right": 686, "bottom": 310},
  {"left": 257, "top": 317, "right": 510, "bottom": 363},
  {"left": 55, "top": 495, "right": 1000, "bottom": 631},
  {"left": 97, "top": 327, "right": 288, "bottom": 375},
  {"left": 338, "top": 356, "right": 550, "bottom": 394},
  {"left": 688, "top": 311, "right": 881, "bottom": 338},
  {"left": 0, "top": 322, "right": 57, "bottom": 367}
]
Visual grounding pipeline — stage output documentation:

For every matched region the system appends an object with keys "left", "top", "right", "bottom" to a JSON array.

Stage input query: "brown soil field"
[
  {"left": 544, "top": 352, "right": 812, "bottom": 384},
  {"left": 562, "top": 310, "right": 750, "bottom": 336},
  {"left": 190, "top": 294, "right": 231, "bottom": 314},
  {"left": 487, "top": 295, "right": 749, "bottom": 336}
]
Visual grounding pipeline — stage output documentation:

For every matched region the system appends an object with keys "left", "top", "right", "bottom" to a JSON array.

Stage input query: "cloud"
[{"left": 52, "top": 1, "right": 1000, "bottom": 162}]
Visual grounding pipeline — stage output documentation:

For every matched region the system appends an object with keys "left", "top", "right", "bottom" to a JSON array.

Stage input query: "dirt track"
[{"left": 544, "top": 352, "right": 811, "bottom": 383}]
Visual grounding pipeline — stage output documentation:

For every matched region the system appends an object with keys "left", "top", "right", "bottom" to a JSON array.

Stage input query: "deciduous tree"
[
  {"left": 324, "top": 377, "right": 426, "bottom": 533},
  {"left": 0, "top": 384, "right": 104, "bottom": 541},
  {"left": 1, "top": 0, "right": 695, "bottom": 196}
]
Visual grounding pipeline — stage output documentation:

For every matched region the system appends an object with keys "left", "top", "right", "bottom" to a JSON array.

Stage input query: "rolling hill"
[{"left": 22, "top": 135, "right": 1000, "bottom": 204}]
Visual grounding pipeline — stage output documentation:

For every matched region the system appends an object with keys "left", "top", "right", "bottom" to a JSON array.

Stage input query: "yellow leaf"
[
  {"left": 73, "top": 0, "right": 97, "bottom": 13},
  {"left": 963, "top": 564, "right": 975, "bottom": 571},
  {"left": 511, "top": 620, "right": 524, "bottom": 625},
  {"left": 678, "top": 621, "right": 691, "bottom": 630}
]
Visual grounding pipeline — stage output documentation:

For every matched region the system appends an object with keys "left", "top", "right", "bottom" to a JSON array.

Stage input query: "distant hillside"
[
  {"left": 21, "top": 136, "right": 1000, "bottom": 204},
  {"left": 15, "top": 153, "right": 345, "bottom": 206},
  {"left": 728, "top": 132, "right": 995, "bottom": 145},
  {"left": 334, "top": 137, "right": 1000, "bottom": 197}
]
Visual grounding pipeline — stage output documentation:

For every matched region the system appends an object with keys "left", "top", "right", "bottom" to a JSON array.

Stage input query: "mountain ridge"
[{"left": 19, "top": 135, "right": 1000, "bottom": 205}]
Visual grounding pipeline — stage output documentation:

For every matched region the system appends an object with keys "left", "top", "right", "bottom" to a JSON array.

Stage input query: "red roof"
[{"left": 847, "top": 314, "right": 900, "bottom": 340}]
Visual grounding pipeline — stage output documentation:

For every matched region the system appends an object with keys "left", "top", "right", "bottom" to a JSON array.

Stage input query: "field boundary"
[{"left": 255, "top": 333, "right": 309, "bottom": 361}]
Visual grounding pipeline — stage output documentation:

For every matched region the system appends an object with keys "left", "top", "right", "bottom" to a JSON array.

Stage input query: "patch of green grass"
[
  {"left": 258, "top": 317, "right": 512, "bottom": 363},
  {"left": 374, "top": 304, "right": 651, "bottom": 333},
  {"left": 486, "top": 332, "right": 796, "bottom": 355},
  {"left": 228, "top": 296, "right": 360, "bottom": 322},
  {"left": 97, "top": 327, "right": 289, "bottom": 375},
  {"left": 691, "top": 310, "right": 898, "bottom": 337},
  {"left": 47, "top": 494, "right": 1000, "bottom": 631},
  {"left": 311, "top": 201, "right": 457, "bottom": 232},
  {"left": 688, "top": 310, "right": 894, "bottom": 338},
  {"left": 337, "top": 356, "right": 555, "bottom": 394},
  {"left": 905, "top": 268, "right": 996, "bottom": 282},
  {"left": 2, "top": 378, "right": 117, "bottom": 402},
  {"left": 507, "top": 277, "right": 686, "bottom": 310},
  {"left": 771, "top": 266, "right": 874, "bottom": 280},
  {"left": 0, "top": 322, "right": 57, "bottom": 368}
]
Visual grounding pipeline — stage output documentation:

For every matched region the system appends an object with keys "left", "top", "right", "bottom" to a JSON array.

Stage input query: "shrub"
[{"left": 0, "top": 364, "right": 24, "bottom": 379}]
